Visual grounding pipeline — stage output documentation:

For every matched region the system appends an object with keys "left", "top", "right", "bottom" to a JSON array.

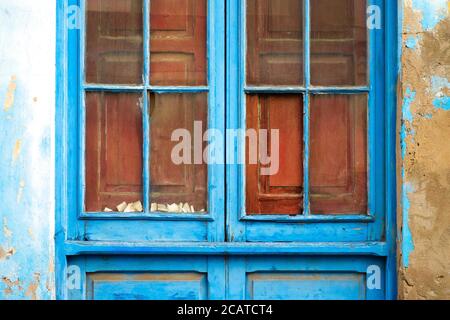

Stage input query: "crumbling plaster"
[
  {"left": 0, "top": 1, "right": 55, "bottom": 299},
  {"left": 399, "top": 0, "right": 450, "bottom": 299}
]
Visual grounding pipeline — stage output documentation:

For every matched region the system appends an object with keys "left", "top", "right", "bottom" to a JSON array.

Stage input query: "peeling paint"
[
  {"left": 400, "top": 2, "right": 450, "bottom": 299},
  {"left": 16, "top": 180, "right": 25, "bottom": 204},
  {"left": 405, "top": 35, "right": 419, "bottom": 49},
  {"left": 411, "top": 0, "right": 448, "bottom": 30},
  {"left": 3, "top": 218, "right": 12, "bottom": 238},
  {"left": 3, "top": 75, "right": 16, "bottom": 111},
  {"left": 25, "top": 273, "right": 41, "bottom": 300},
  {"left": 0, "top": 246, "right": 16, "bottom": 260},
  {"left": 2, "top": 277, "right": 21, "bottom": 296},
  {"left": 401, "top": 183, "right": 415, "bottom": 268},
  {"left": 403, "top": 87, "right": 416, "bottom": 123},
  {"left": 12, "top": 139, "right": 22, "bottom": 163},
  {"left": 431, "top": 76, "right": 450, "bottom": 110},
  {"left": 0, "top": 1, "right": 56, "bottom": 300}
]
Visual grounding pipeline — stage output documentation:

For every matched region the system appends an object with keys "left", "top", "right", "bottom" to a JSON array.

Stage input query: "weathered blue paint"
[
  {"left": 302, "top": 0, "right": 311, "bottom": 216},
  {"left": 405, "top": 35, "right": 419, "bottom": 49},
  {"left": 56, "top": 0, "right": 226, "bottom": 298},
  {"left": 431, "top": 76, "right": 450, "bottom": 111},
  {"left": 65, "top": 255, "right": 386, "bottom": 300},
  {"left": 403, "top": 87, "right": 416, "bottom": 123},
  {"left": 54, "top": 0, "right": 399, "bottom": 300},
  {"left": 0, "top": 1, "right": 56, "bottom": 299},
  {"left": 64, "top": 241, "right": 388, "bottom": 256},
  {"left": 401, "top": 183, "right": 415, "bottom": 268},
  {"left": 233, "top": 256, "right": 385, "bottom": 300},
  {"left": 227, "top": 0, "right": 387, "bottom": 240},
  {"left": 401, "top": 87, "right": 416, "bottom": 159},
  {"left": 411, "top": 0, "right": 448, "bottom": 31},
  {"left": 400, "top": 85, "right": 416, "bottom": 269},
  {"left": 385, "top": 0, "right": 399, "bottom": 300}
]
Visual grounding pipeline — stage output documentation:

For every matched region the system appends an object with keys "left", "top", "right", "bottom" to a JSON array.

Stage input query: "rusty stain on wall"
[
  {"left": 25, "top": 273, "right": 41, "bottom": 300},
  {"left": 0, "top": 246, "right": 15, "bottom": 260},
  {"left": 12, "top": 139, "right": 22, "bottom": 163},
  {"left": 2, "top": 277, "right": 22, "bottom": 296},
  {"left": 399, "top": 0, "right": 450, "bottom": 299},
  {"left": 3, "top": 75, "right": 17, "bottom": 111}
]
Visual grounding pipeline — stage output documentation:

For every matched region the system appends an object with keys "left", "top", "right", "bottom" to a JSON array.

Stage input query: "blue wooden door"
[{"left": 57, "top": 0, "right": 397, "bottom": 300}]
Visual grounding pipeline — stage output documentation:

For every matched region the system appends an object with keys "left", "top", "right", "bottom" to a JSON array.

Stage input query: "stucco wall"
[
  {"left": 399, "top": 0, "right": 450, "bottom": 299},
  {"left": 0, "top": 1, "right": 55, "bottom": 299}
]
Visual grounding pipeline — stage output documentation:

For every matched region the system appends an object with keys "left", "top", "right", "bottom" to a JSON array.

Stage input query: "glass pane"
[
  {"left": 311, "top": 0, "right": 367, "bottom": 86},
  {"left": 310, "top": 95, "right": 368, "bottom": 214},
  {"left": 85, "top": 92, "right": 143, "bottom": 212},
  {"left": 150, "top": 0, "right": 207, "bottom": 86},
  {"left": 150, "top": 93, "right": 207, "bottom": 213},
  {"left": 246, "top": 94, "right": 303, "bottom": 214},
  {"left": 247, "top": 0, "right": 304, "bottom": 86},
  {"left": 86, "top": 0, "right": 143, "bottom": 84}
]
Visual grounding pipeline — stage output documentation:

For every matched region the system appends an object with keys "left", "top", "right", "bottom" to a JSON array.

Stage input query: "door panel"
[
  {"left": 88, "top": 273, "right": 208, "bottom": 300},
  {"left": 310, "top": 94, "right": 368, "bottom": 214},
  {"left": 150, "top": 93, "right": 208, "bottom": 212},
  {"left": 229, "top": 256, "right": 385, "bottom": 300},
  {"left": 86, "top": 0, "right": 143, "bottom": 84},
  {"left": 150, "top": 0, "right": 207, "bottom": 85},
  {"left": 246, "top": 94, "right": 303, "bottom": 214},
  {"left": 310, "top": 0, "right": 367, "bottom": 86},
  {"left": 72, "top": 0, "right": 225, "bottom": 243},
  {"left": 85, "top": 92, "right": 143, "bottom": 212},
  {"left": 247, "top": 0, "right": 304, "bottom": 86},
  {"left": 67, "top": 255, "right": 385, "bottom": 300},
  {"left": 68, "top": 256, "right": 225, "bottom": 300},
  {"left": 247, "top": 273, "right": 365, "bottom": 300}
]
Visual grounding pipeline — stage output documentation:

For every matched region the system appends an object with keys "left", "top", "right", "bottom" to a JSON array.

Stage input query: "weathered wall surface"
[
  {"left": 0, "top": 1, "right": 55, "bottom": 299},
  {"left": 400, "top": 0, "right": 450, "bottom": 299}
]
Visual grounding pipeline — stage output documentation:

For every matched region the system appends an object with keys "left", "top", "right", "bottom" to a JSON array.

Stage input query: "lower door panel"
[
  {"left": 228, "top": 256, "right": 386, "bottom": 300},
  {"left": 67, "top": 255, "right": 225, "bottom": 300},
  {"left": 67, "top": 255, "right": 385, "bottom": 300}
]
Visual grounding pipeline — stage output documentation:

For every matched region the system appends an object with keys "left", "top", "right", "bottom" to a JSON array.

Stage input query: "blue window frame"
[
  {"left": 59, "top": 0, "right": 225, "bottom": 243},
  {"left": 56, "top": 0, "right": 398, "bottom": 300},
  {"left": 226, "top": 0, "right": 391, "bottom": 243}
]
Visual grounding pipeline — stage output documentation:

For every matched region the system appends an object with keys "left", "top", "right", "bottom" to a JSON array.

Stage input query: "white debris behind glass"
[{"left": 104, "top": 201, "right": 206, "bottom": 214}]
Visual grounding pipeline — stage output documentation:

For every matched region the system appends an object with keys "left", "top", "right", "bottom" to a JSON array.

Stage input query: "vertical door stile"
[
  {"left": 142, "top": 0, "right": 150, "bottom": 212},
  {"left": 303, "top": 0, "right": 311, "bottom": 216}
]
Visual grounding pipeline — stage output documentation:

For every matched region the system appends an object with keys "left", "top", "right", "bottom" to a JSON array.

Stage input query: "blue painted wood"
[
  {"left": 55, "top": 0, "right": 69, "bottom": 300},
  {"left": 206, "top": 0, "right": 226, "bottom": 242},
  {"left": 64, "top": 241, "right": 388, "bottom": 256},
  {"left": 303, "top": 0, "right": 311, "bottom": 216},
  {"left": 56, "top": 0, "right": 398, "bottom": 300},
  {"left": 225, "top": 0, "right": 386, "bottom": 242},
  {"left": 68, "top": 256, "right": 224, "bottom": 300},
  {"left": 142, "top": 90, "right": 150, "bottom": 212},
  {"left": 244, "top": 86, "right": 370, "bottom": 94},
  {"left": 230, "top": 256, "right": 385, "bottom": 300},
  {"left": 240, "top": 214, "right": 375, "bottom": 223},
  {"left": 367, "top": 0, "right": 386, "bottom": 242},
  {"left": 79, "top": 212, "right": 214, "bottom": 221},
  {"left": 61, "top": 0, "right": 226, "bottom": 243},
  {"left": 247, "top": 273, "right": 365, "bottom": 300},
  {"left": 385, "top": 0, "right": 399, "bottom": 300},
  {"left": 88, "top": 273, "right": 208, "bottom": 300}
]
